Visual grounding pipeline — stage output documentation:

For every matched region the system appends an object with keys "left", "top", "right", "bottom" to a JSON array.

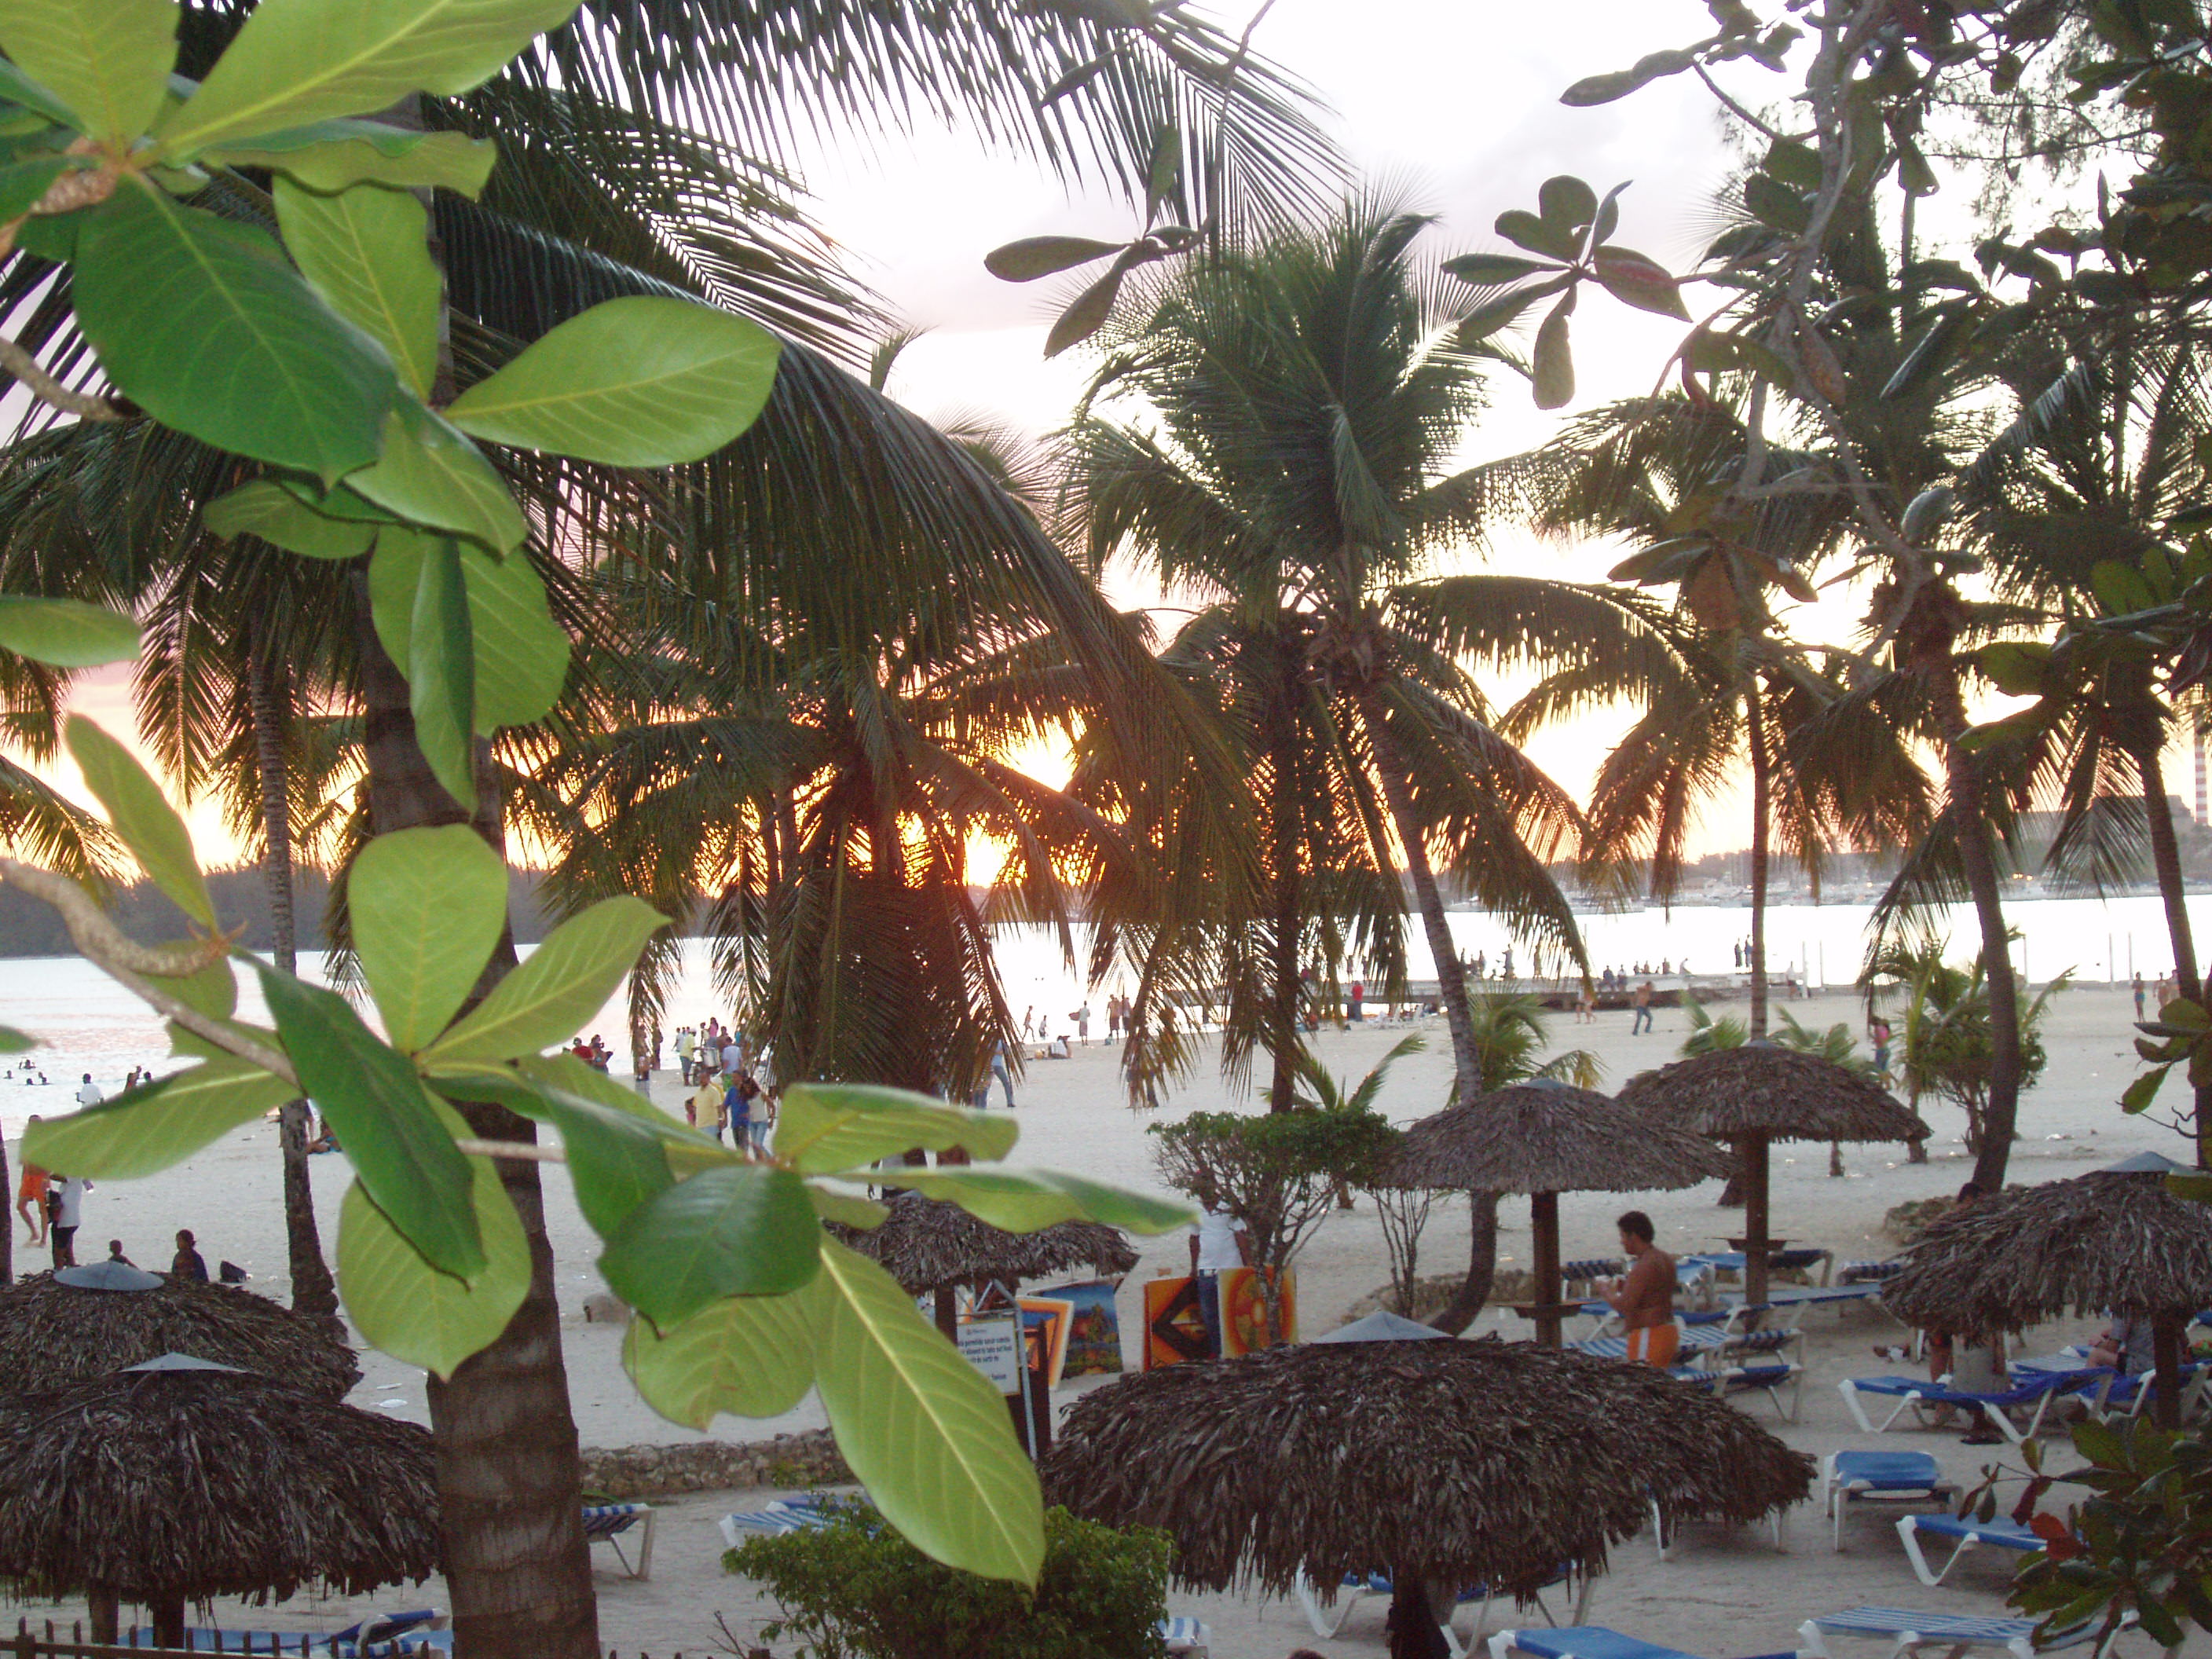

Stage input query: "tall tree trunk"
[
  {"left": 1354, "top": 688, "right": 1495, "bottom": 1332},
  {"left": 250, "top": 645, "right": 339, "bottom": 1325},
  {"left": 2138, "top": 745, "right": 2211, "bottom": 1169},
  {"left": 354, "top": 577, "right": 598, "bottom": 1659},
  {"left": 1939, "top": 684, "right": 2021, "bottom": 1192},
  {"left": 1265, "top": 638, "right": 1305, "bottom": 1113},
  {"left": 1745, "top": 679, "right": 1771, "bottom": 1039}
]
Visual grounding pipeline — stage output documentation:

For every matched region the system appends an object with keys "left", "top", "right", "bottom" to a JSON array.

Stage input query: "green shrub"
[{"left": 723, "top": 1500, "right": 1173, "bottom": 1658}]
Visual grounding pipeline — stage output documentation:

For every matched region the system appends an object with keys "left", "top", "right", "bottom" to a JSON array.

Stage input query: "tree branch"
[{"left": 0, "top": 334, "right": 122, "bottom": 423}]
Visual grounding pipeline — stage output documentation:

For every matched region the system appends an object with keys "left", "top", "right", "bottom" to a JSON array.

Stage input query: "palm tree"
[{"left": 1866, "top": 935, "right": 2064, "bottom": 1159}]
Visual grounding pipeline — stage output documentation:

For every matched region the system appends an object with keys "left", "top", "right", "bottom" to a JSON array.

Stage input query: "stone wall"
[{"left": 578, "top": 1429, "right": 851, "bottom": 1500}]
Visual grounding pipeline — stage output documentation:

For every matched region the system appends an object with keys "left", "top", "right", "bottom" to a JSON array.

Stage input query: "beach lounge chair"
[
  {"left": 1821, "top": 1452, "right": 1957, "bottom": 1551},
  {"left": 1294, "top": 1567, "right": 1591, "bottom": 1655},
  {"left": 1672, "top": 1360, "right": 1804, "bottom": 1421},
  {"left": 1797, "top": 1606, "right": 2126, "bottom": 1659},
  {"left": 1489, "top": 1625, "right": 1794, "bottom": 1659},
  {"left": 121, "top": 1610, "right": 449, "bottom": 1654},
  {"left": 1894, "top": 1513, "right": 2047, "bottom": 1587},
  {"left": 719, "top": 1497, "right": 835, "bottom": 1549},
  {"left": 1647, "top": 1496, "right": 1785, "bottom": 1562},
  {"left": 1836, "top": 1371, "right": 2069, "bottom": 1441},
  {"left": 1837, "top": 1261, "right": 1904, "bottom": 1286},
  {"left": 581, "top": 1500, "right": 654, "bottom": 1580},
  {"left": 1159, "top": 1614, "right": 1210, "bottom": 1656}
]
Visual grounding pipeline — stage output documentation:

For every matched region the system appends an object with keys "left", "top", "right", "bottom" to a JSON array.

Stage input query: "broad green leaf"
[
  {"left": 810, "top": 1239, "right": 1043, "bottom": 1584},
  {"left": 2166, "top": 1168, "right": 2212, "bottom": 1201},
  {"left": 599, "top": 1164, "right": 821, "bottom": 1326},
  {"left": 167, "top": 1013, "right": 279, "bottom": 1063},
  {"left": 982, "top": 235, "right": 1123, "bottom": 282},
  {"left": 1536, "top": 174, "right": 1598, "bottom": 235},
  {"left": 155, "top": 0, "right": 584, "bottom": 160},
  {"left": 1763, "top": 136, "right": 1823, "bottom": 190},
  {"left": 350, "top": 824, "right": 506, "bottom": 1051},
  {"left": 421, "top": 895, "right": 665, "bottom": 1065},
  {"left": 337, "top": 1159, "right": 527, "bottom": 1379},
  {"left": 808, "top": 1187, "right": 889, "bottom": 1229},
  {"left": 0, "top": 155, "right": 69, "bottom": 221},
  {"left": 23, "top": 1058, "right": 291, "bottom": 1177},
  {"left": 149, "top": 951, "right": 236, "bottom": 1021},
  {"left": 344, "top": 397, "right": 527, "bottom": 552},
  {"left": 1453, "top": 280, "right": 1562, "bottom": 346},
  {"left": 1492, "top": 208, "right": 1579, "bottom": 262},
  {"left": 624, "top": 1284, "right": 820, "bottom": 1429},
  {"left": 0, "top": 595, "right": 139, "bottom": 666},
  {"left": 445, "top": 296, "right": 780, "bottom": 467},
  {"left": 364, "top": 526, "right": 566, "bottom": 731},
  {"left": 407, "top": 536, "right": 478, "bottom": 813},
  {"left": 205, "top": 480, "right": 376, "bottom": 560},
  {"left": 891, "top": 1168, "right": 1192, "bottom": 1235},
  {"left": 0, "top": 1025, "right": 32, "bottom": 1053},
  {"left": 1533, "top": 291, "right": 1576, "bottom": 410},
  {"left": 75, "top": 180, "right": 395, "bottom": 483},
  {"left": 1744, "top": 173, "right": 1810, "bottom": 235},
  {"left": 204, "top": 120, "right": 495, "bottom": 197},
  {"left": 1012, "top": 1170, "right": 1191, "bottom": 1234},
  {"left": 1559, "top": 47, "right": 1697, "bottom": 106},
  {"left": 436, "top": 1060, "right": 677, "bottom": 1238},
  {"left": 2124, "top": 1068, "right": 2171, "bottom": 1115},
  {"left": 64, "top": 715, "right": 211, "bottom": 927},
  {"left": 0, "top": 56, "right": 79, "bottom": 127},
  {"left": 254, "top": 959, "right": 483, "bottom": 1275},
  {"left": 773, "top": 1082, "right": 1020, "bottom": 1176},
  {"left": 1591, "top": 245, "right": 1690, "bottom": 320},
  {"left": 1441, "top": 251, "right": 1560, "bottom": 286},
  {"left": 276, "top": 178, "right": 438, "bottom": 397},
  {"left": 277, "top": 475, "right": 394, "bottom": 524},
  {"left": 0, "top": 0, "right": 176, "bottom": 143}
]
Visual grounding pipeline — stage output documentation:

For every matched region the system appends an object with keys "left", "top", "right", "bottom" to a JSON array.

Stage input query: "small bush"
[{"left": 724, "top": 1500, "right": 1173, "bottom": 1659}]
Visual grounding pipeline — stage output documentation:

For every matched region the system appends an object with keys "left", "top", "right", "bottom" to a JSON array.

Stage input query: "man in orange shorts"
[
  {"left": 1600, "top": 1209, "right": 1679, "bottom": 1367},
  {"left": 14, "top": 1116, "right": 46, "bottom": 1247}
]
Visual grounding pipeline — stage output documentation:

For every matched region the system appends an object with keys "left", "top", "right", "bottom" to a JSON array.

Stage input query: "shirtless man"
[{"left": 1599, "top": 1210, "right": 1679, "bottom": 1367}]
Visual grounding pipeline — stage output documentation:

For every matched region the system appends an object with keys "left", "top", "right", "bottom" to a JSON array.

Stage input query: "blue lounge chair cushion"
[
  {"left": 1500, "top": 1626, "right": 1704, "bottom": 1659},
  {"left": 1832, "top": 1452, "right": 1943, "bottom": 1491},
  {"left": 1848, "top": 1373, "right": 2056, "bottom": 1408},
  {"left": 1904, "top": 1514, "right": 2042, "bottom": 1551}
]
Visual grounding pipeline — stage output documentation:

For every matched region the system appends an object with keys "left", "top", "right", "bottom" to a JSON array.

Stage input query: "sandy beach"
[{"left": 9, "top": 982, "right": 2199, "bottom": 1657}]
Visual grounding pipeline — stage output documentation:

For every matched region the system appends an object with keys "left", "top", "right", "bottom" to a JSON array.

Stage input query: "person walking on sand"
[
  {"left": 987, "top": 1038, "right": 1015, "bottom": 1109},
  {"left": 1599, "top": 1210, "right": 1679, "bottom": 1367},
  {"left": 16, "top": 1117, "right": 46, "bottom": 1247},
  {"left": 1631, "top": 979, "right": 1654, "bottom": 1035},
  {"left": 47, "top": 1174, "right": 90, "bottom": 1269},
  {"left": 687, "top": 1072, "right": 721, "bottom": 1133},
  {"left": 2134, "top": 974, "right": 2148, "bottom": 1020},
  {"left": 1576, "top": 981, "right": 1595, "bottom": 1024}
]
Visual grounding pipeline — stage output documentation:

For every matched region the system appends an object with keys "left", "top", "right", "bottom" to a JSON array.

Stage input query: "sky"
[{"left": 34, "top": 1, "right": 2190, "bottom": 870}]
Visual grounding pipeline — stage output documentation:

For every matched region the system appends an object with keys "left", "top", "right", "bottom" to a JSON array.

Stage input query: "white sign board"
[{"left": 957, "top": 1315, "right": 1025, "bottom": 1393}]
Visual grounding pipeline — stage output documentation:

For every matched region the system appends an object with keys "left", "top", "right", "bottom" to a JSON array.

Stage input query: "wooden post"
[
  {"left": 1531, "top": 1190, "right": 1563, "bottom": 1348},
  {"left": 1742, "top": 1134, "right": 1771, "bottom": 1306},
  {"left": 148, "top": 1597, "right": 184, "bottom": 1650},
  {"left": 85, "top": 1590, "right": 117, "bottom": 1646},
  {"left": 2153, "top": 1307, "right": 2187, "bottom": 1430},
  {"left": 933, "top": 1287, "right": 958, "bottom": 1342}
]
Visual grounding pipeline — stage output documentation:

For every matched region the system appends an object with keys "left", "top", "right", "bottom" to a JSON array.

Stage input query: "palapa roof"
[
  {"left": 0, "top": 1364, "right": 438, "bottom": 1602},
  {"left": 0, "top": 1273, "right": 359, "bottom": 1401},
  {"left": 1041, "top": 1339, "right": 1813, "bottom": 1597},
  {"left": 1616, "top": 1043, "right": 1928, "bottom": 1145},
  {"left": 1881, "top": 1167, "right": 2212, "bottom": 1329},
  {"left": 1384, "top": 1082, "right": 1734, "bottom": 1194},
  {"left": 832, "top": 1191, "right": 1137, "bottom": 1297}
]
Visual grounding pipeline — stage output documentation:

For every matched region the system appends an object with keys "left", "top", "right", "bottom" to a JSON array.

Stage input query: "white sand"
[{"left": 16, "top": 986, "right": 2203, "bottom": 1657}]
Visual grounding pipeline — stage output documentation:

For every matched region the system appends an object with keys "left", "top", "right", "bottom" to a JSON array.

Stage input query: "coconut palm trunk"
[
  {"left": 1939, "top": 698, "right": 2023, "bottom": 1192},
  {"left": 249, "top": 645, "right": 339, "bottom": 1326},
  {"left": 1354, "top": 687, "right": 1498, "bottom": 1333},
  {"left": 354, "top": 583, "right": 597, "bottom": 1659},
  {"left": 1266, "top": 636, "right": 1306, "bottom": 1113},
  {"left": 2137, "top": 745, "right": 2212, "bottom": 1169},
  {"left": 1745, "top": 680, "right": 1772, "bottom": 1041}
]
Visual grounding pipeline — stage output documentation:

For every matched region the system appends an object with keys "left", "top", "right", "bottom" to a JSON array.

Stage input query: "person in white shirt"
[
  {"left": 49, "top": 1174, "right": 91, "bottom": 1269},
  {"left": 75, "top": 1073, "right": 101, "bottom": 1108},
  {"left": 720, "top": 1035, "right": 744, "bottom": 1079},
  {"left": 1186, "top": 1200, "right": 1251, "bottom": 1358}
]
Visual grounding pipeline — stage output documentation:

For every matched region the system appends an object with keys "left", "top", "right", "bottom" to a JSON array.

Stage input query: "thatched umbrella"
[
  {"left": 1042, "top": 1338, "right": 1812, "bottom": 1659},
  {"left": 1384, "top": 1080, "right": 1733, "bottom": 1345},
  {"left": 1881, "top": 1163, "right": 2212, "bottom": 1427},
  {"left": 0, "top": 1355, "right": 439, "bottom": 1645},
  {"left": 833, "top": 1191, "right": 1137, "bottom": 1336},
  {"left": 1617, "top": 1044, "right": 1928, "bottom": 1302},
  {"left": 0, "top": 1270, "right": 360, "bottom": 1401}
]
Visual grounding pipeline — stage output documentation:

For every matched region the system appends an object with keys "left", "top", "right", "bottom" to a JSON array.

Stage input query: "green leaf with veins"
[
  {"left": 810, "top": 1239, "right": 1043, "bottom": 1584},
  {"left": 350, "top": 824, "right": 506, "bottom": 1051},
  {"left": 889, "top": 1168, "right": 1192, "bottom": 1234},
  {"left": 205, "top": 481, "right": 376, "bottom": 560},
  {"left": 344, "top": 397, "right": 527, "bottom": 553},
  {"left": 0, "top": 0, "right": 176, "bottom": 144},
  {"left": 436, "top": 1064, "right": 676, "bottom": 1238},
  {"left": 253, "top": 959, "right": 483, "bottom": 1276},
  {"left": 599, "top": 1164, "right": 821, "bottom": 1326},
  {"left": 421, "top": 895, "right": 665, "bottom": 1065},
  {"left": 64, "top": 715, "right": 211, "bottom": 927},
  {"left": 445, "top": 295, "right": 780, "bottom": 467},
  {"left": 24, "top": 1059, "right": 291, "bottom": 1177},
  {"left": 366, "top": 526, "right": 566, "bottom": 731},
  {"left": 154, "top": 0, "right": 585, "bottom": 161},
  {"left": 0, "top": 595, "right": 141, "bottom": 667},
  {"left": 338, "top": 1158, "right": 528, "bottom": 1379},
  {"left": 205, "top": 120, "right": 495, "bottom": 197},
  {"left": 407, "top": 535, "right": 477, "bottom": 813},
  {"left": 625, "top": 1284, "right": 821, "bottom": 1428},
  {"left": 0, "top": 156, "right": 69, "bottom": 221},
  {"left": 74, "top": 179, "right": 396, "bottom": 484},
  {"left": 0, "top": 57, "right": 81, "bottom": 128},
  {"left": 276, "top": 178, "right": 438, "bottom": 397},
  {"left": 808, "top": 1187, "right": 889, "bottom": 1229},
  {"left": 772, "top": 1082, "right": 1019, "bottom": 1174}
]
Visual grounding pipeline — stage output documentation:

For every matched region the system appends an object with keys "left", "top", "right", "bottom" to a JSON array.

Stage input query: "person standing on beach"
[
  {"left": 1631, "top": 980, "right": 1654, "bottom": 1035},
  {"left": 1599, "top": 1210, "right": 1679, "bottom": 1366},
  {"left": 47, "top": 1174, "right": 90, "bottom": 1269},
  {"left": 987, "top": 1039, "right": 1015, "bottom": 1109},
  {"left": 1348, "top": 980, "right": 1364, "bottom": 1023},
  {"left": 1076, "top": 1004, "right": 1091, "bottom": 1046},
  {"left": 725, "top": 1071, "right": 757, "bottom": 1152},
  {"left": 2134, "top": 974, "right": 2147, "bottom": 1019},
  {"left": 16, "top": 1116, "right": 46, "bottom": 1247},
  {"left": 686, "top": 1073, "right": 722, "bottom": 1134},
  {"left": 1186, "top": 1196, "right": 1251, "bottom": 1358},
  {"left": 75, "top": 1073, "right": 101, "bottom": 1108},
  {"left": 674, "top": 1027, "right": 695, "bottom": 1084}
]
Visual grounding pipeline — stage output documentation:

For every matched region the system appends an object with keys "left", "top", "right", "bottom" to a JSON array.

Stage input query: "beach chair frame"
[
  {"left": 1292, "top": 1570, "right": 1591, "bottom": 1658},
  {"left": 580, "top": 1502, "right": 655, "bottom": 1581},
  {"left": 1796, "top": 1605, "right": 2134, "bottom": 1659},
  {"left": 1894, "top": 1514, "right": 2045, "bottom": 1588},
  {"left": 1647, "top": 1497, "right": 1786, "bottom": 1562},
  {"left": 1836, "top": 1373, "right": 2064, "bottom": 1442},
  {"left": 1820, "top": 1453, "right": 1957, "bottom": 1551}
]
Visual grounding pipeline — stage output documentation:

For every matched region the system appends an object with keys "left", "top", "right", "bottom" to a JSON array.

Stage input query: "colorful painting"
[
  {"left": 1037, "top": 1279, "right": 1125, "bottom": 1379},
  {"left": 1219, "top": 1265, "right": 1296, "bottom": 1355},
  {"left": 1019, "top": 1295, "right": 1074, "bottom": 1390},
  {"left": 1141, "top": 1269, "right": 1297, "bottom": 1368}
]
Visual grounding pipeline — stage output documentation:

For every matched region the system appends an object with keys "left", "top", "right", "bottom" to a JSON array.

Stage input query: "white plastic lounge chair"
[
  {"left": 1159, "top": 1615, "right": 1210, "bottom": 1655},
  {"left": 1822, "top": 1452, "right": 1957, "bottom": 1551},
  {"left": 1295, "top": 1567, "right": 1591, "bottom": 1656},
  {"left": 1797, "top": 1606, "right": 2127, "bottom": 1659},
  {"left": 1837, "top": 1371, "right": 2069, "bottom": 1441},
  {"left": 122, "top": 1610, "right": 449, "bottom": 1654},
  {"left": 581, "top": 1500, "right": 655, "bottom": 1580},
  {"left": 719, "top": 1497, "right": 835, "bottom": 1549},
  {"left": 1895, "top": 1513, "right": 2048, "bottom": 1587},
  {"left": 1671, "top": 1360, "right": 1804, "bottom": 1421},
  {"left": 1647, "top": 1496, "right": 1785, "bottom": 1562},
  {"left": 1489, "top": 1625, "right": 1793, "bottom": 1659}
]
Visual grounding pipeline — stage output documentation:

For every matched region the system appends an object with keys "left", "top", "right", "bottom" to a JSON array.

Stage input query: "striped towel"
[{"left": 1159, "top": 1616, "right": 1210, "bottom": 1655}]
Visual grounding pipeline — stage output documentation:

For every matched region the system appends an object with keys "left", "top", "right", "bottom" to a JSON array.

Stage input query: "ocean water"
[{"left": 1, "top": 890, "right": 2202, "bottom": 1137}]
